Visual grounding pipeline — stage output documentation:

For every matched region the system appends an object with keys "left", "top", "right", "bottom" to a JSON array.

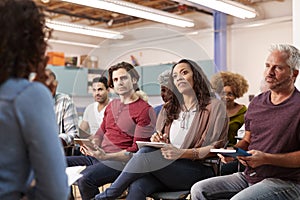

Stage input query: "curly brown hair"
[
  {"left": 211, "top": 71, "right": 249, "bottom": 98},
  {"left": 164, "top": 59, "right": 215, "bottom": 125},
  {"left": 0, "top": 0, "right": 51, "bottom": 85}
]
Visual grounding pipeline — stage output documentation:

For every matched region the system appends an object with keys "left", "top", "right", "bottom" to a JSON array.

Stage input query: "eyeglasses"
[{"left": 221, "top": 92, "right": 235, "bottom": 98}]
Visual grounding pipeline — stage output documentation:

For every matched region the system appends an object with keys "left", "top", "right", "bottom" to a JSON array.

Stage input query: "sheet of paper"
[{"left": 65, "top": 166, "right": 86, "bottom": 186}]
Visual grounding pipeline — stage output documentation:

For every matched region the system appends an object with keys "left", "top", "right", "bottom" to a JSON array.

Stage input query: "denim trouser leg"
[
  {"left": 125, "top": 159, "right": 215, "bottom": 200},
  {"left": 67, "top": 156, "right": 125, "bottom": 200},
  {"left": 231, "top": 178, "right": 300, "bottom": 200},
  {"left": 151, "top": 158, "right": 215, "bottom": 190},
  {"left": 95, "top": 146, "right": 216, "bottom": 200},
  {"left": 126, "top": 174, "right": 165, "bottom": 200},
  {"left": 191, "top": 172, "right": 248, "bottom": 200},
  {"left": 95, "top": 147, "right": 162, "bottom": 200},
  {"left": 67, "top": 155, "right": 98, "bottom": 167}
]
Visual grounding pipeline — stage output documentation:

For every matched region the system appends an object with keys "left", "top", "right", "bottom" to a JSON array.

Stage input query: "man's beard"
[
  {"left": 96, "top": 96, "right": 107, "bottom": 104},
  {"left": 267, "top": 75, "right": 293, "bottom": 90}
]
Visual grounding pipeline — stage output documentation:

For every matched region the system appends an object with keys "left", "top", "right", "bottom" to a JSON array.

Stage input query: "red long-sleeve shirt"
[{"left": 95, "top": 98, "right": 156, "bottom": 153}]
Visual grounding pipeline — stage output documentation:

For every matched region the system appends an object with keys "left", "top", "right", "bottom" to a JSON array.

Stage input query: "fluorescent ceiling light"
[
  {"left": 46, "top": 20, "right": 124, "bottom": 39},
  {"left": 48, "top": 39, "right": 100, "bottom": 48},
  {"left": 185, "top": 0, "right": 256, "bottom": 19},
  {"left": 61, "top": 0, "right": 195, "bottom": 28}
]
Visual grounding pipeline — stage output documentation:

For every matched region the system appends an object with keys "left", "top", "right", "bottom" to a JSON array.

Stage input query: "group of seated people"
[
  {"left": 1, "top": 2, "right": 300, "bottom": 199},
  {"left": 63, "top": 44, "right": 300, "bottom": 200}
]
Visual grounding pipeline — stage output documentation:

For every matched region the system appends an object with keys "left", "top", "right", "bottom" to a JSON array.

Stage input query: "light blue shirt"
[{"left": 0, "top": 78, "right": 68, "bottom": 199}]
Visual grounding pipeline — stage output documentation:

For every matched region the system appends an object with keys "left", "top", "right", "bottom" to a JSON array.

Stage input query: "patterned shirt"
[{"left": 54, "top": 92, "right": 79, "bottom": 145}]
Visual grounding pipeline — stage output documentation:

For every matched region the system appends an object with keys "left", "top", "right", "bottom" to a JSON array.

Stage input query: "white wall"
[{"left": 88, "top": 27, "right": 214, "bottom": 69}]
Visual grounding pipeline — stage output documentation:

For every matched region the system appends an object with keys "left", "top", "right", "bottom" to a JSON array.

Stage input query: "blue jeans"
[
  {"left": 191, "top": 172, "right": 300, "bottom": 200},
  {"left": 95, "top": 147, "right": 215, "bottom": 200},
  {"left": 67, "top": 155, "right": 126, "bottom": 200}
]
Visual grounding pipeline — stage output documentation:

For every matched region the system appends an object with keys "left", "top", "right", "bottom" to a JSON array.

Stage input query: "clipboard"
[
  {"left": 136, "top": 141, "right": 167, "bottom": 149},
  {"left": 210, "top": 147, "right": 251, "bottom": 158}
]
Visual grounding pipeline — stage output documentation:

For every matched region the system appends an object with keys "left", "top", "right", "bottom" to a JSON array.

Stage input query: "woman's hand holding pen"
[{"left": 151, "top": 131, "right": 168, "bottom": 143}]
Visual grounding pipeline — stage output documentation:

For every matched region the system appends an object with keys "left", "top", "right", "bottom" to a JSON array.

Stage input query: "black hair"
[{"left": 92, "top": 76, "right": 108, "bottom": 89}]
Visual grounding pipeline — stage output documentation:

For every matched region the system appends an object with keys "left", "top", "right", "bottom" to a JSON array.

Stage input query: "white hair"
[
  {"left": 157, "top": 69, "right": 171, "bottom": 86},
  {"left": 269, "top": 44, "right": 300, "bottom": 70}
]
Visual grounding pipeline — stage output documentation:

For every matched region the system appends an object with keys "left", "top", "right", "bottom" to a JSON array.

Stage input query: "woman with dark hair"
[
  {"left": 94, "top": 59, "right": 229, "bottom": 200},
  {"left": 0, "top": 0, "right": 68, "bottom": 199}
]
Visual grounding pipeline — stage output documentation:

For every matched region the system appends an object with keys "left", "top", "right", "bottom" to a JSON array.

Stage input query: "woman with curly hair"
[
  {"left": 94, "top": 59, "right": 229, "bottom": 200},
  {"left": 211, "top": 71, "right": 249, "bottom": 147},
  {"left": 0, "top": 0, "right": 68, "bottom": 199},
  {"left": 211, "top": 71, "right": 249, "bottom": 175}
]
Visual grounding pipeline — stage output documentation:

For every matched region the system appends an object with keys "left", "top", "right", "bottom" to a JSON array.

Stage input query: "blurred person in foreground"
[
  {"left": 191, "top": 44, "right": 300, "bottom": 200},
  {"left": 95, "top": 59, "right": 228, "bottom": 200},
  {"left": 0, "top": 0, "right": 68, "bottom": 199}
]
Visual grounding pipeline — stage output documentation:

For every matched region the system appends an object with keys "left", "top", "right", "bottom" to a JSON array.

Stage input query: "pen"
[{"left": 224, "top": 141, "right": 229, "bottom": 149}]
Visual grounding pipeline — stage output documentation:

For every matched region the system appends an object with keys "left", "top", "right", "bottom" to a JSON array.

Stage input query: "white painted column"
[{"left": 293, "top": 0, "right": 300, "bottom": 89}]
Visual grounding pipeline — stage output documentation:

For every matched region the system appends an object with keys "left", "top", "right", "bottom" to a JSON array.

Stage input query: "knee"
[
  {"left": 77, "top": 176, "right": 88, "bottom": 188},
  {"left": 191, "top": 181, "right": 205, "bottom": 200},
  {"left": 77, "top": 174, "right": 96, "bottom": 190}
]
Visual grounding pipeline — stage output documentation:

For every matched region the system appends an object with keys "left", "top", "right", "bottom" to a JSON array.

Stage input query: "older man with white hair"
[{"left": 191, "top": 44, "right": 300, "bottom": 200}]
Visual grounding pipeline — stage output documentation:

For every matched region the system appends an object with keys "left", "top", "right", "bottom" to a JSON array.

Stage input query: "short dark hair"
[
  {"left": 107, "top": 62, "right": 140, "bottom": 91},
  {"left": 46, "top": 69, "right": 56, "bottom": 80},
  {"left": 92, "top": 76, "right": 108, "bottom": 89},
  {"left": 0, "top": 0, "right": 51, "bottom": 85}
]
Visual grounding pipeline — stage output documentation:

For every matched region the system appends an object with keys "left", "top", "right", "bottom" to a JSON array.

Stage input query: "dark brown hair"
[
  {"left": 107, "top": 62, "right": 140, "bottom": 91},
  {"left": 0, "top": 0, "right": 51, "bottom": 85},
  {"left": 164, "top": 59, "right": 215, "bottom": 125}
]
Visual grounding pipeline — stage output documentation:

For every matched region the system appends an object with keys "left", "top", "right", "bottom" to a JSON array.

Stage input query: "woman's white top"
[{"left": 169, "top": 108, "right": 197, "bottom": 148}]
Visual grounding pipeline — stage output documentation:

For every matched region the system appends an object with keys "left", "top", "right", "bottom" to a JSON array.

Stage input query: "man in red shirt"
[{"left": 67, "top": 62, "right": 156, "bottom": 200}]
